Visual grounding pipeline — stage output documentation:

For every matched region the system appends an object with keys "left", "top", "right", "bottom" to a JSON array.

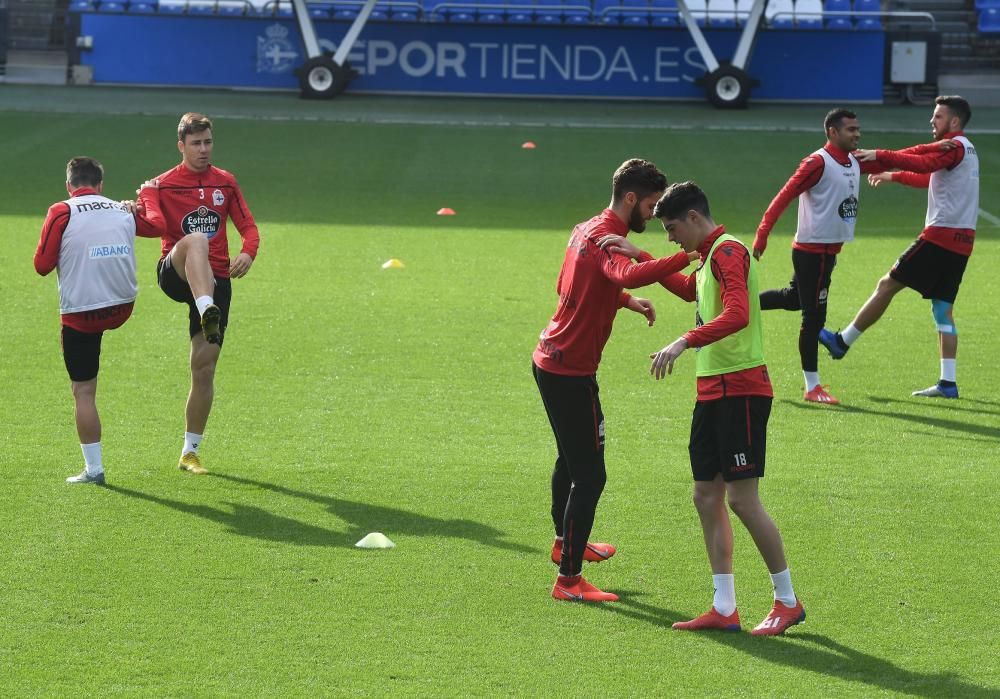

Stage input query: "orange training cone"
[
  {"left": 437, "top": 207, "right": 456, "bottom": 215},
  {"left": 522, "top": 141, "right": 537, "bottom": 149}
]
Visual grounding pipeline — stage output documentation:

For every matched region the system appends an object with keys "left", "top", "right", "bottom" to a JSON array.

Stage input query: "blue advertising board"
[{"left": 77, "top": 15, "right": 885, "bottom": 101}]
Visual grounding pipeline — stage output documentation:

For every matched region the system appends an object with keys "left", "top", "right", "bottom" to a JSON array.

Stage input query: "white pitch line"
[{"left": 979, "top": 208, "right": 1000, "bottom": 227}]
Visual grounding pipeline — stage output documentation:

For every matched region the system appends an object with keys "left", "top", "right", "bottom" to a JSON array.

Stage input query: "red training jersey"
[
  {"left": 140, "top": 162, "right": 260, "bottom": 278},
  {"left": 753, "top": 143, "right": 904, "bottom": 257},
  {"left": 34, "top": 186, "right": 164, "bottom": 332},
  {"left": 533, "top": 209, "right": 692, "bottom": 376},
  {"left": 659, "top": 226, "right": 773, "bottom": 401}
]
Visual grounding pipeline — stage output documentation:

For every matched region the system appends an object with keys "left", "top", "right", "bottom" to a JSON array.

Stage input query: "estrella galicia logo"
[
  {"left": 182, "top": 206, "right": 222, "bottom": 239},
  {"left": 838, "top": 195, "right": 858, "bottom": 222},
  {"left": 257, "top": 23, "right": 298, "bottom": 75}
]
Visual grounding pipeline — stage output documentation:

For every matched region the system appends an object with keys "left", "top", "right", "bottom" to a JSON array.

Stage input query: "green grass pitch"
[{"left": 1, "top": 90, "right": 998, "bottom": 696}]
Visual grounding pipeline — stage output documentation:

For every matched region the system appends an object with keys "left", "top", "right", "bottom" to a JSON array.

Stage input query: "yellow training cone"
[{"left": 381, "top": 259, "right": 405, "bottom": 269}]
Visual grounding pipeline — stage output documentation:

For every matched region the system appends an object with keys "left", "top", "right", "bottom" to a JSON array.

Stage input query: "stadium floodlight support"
[
  {"left": 677, "top": 0, "right": 765, "bottom": 108},
  {"left": 290, "top": 0, "right": 376, "bottom": 98}
]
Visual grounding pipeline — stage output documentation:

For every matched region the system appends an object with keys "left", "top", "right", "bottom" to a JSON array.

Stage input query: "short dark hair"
[
  {"left": 824, "top": 108, "right": 857, "bottom": 133},
  {"left": 66, "top": 156, "right": 104, "bottom": 188},
  {"left": 654, "top": 181, "right": 711, "bottom": 221},
  {"left": 935, "top": 95, "right": 971, "bottom": 128},
  {"left": 178, "top": 112, "right": 213, "bottom": 143},
  {"left": 611, "top": 158, "right": 668, "bottom": 204}
]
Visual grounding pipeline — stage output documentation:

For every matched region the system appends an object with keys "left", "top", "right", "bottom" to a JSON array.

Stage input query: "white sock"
[
  {"left": 770, "top": 568, "right": 797, "bottom": 607},
  {"left": 81, "top": 442, "right": 103, "bottom": 475},
  {"left": 712, "top": 573, "right": 737, "bottom": 616},
  {"left": 940, "top": 358, "right": 957, "bottom": 383},
  {"left": 194, "top": 295, "right": 214, "bottom": 317},
  {"left": 841, "top": 324, "right": 862, "bottom": 346},
  {"left": 183, "top": 432, "right": 203, "bottom": 456},
  {"left": 803, "top": 371, "right": 821, "bottom": 392}
]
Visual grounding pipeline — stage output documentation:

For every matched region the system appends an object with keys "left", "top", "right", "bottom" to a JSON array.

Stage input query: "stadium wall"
[{"left": 73, "top": 15, "right": 885, "bottom": 100}]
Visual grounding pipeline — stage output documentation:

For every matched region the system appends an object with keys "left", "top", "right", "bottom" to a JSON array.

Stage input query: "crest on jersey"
[
  {"left": 257, "top": 24, "right": 298, "bottom": 75},
  {"left": 212, "top": 189, "right": 225, "bottom": 206},
  {"left": 182, "top": 206, "right": 222, "bottom": 239},
  {"left": 838, "top": 195, "right": 858, "bottom": 222}
]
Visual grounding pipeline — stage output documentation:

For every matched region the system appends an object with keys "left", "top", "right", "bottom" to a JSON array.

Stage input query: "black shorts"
[
  {"left": 689, "top": 396, "right": 771, "bottom": 482},
  {"left": 157, "top": 255, "right": 232, "bottom": 346},
  {"left": 890, "top": 239, "right": 968, "bottom": 304},
  {"left": 62, "top": 326, "right": 103, "bottom": 382}
]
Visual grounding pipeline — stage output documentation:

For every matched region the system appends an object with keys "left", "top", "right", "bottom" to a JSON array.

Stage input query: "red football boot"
[
  {"left": 672, "top": 607, "right": 742, "bottom": 632},
  {"left": 551, "top": 575, "right": 619, "bottom": 603},
  {"left": 750, "top": 600, "right": 806, "bottom": 636}
]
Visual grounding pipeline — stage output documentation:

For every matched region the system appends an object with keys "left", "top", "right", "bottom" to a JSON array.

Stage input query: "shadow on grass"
[
  {"left": 781, "top": 397, "right": 1000, "bottom": 442},
  {"left": 105, "top": 479, "right": 535, "bottom": 554},
  {"left": 598, "top": 595, "right": 998, "bottom": 698},
  {"left": 209, "top": 473, "right": 536, "bottom": 554},
  {"left": 104, "top": 484, "right": 345, "bottom": 546}
]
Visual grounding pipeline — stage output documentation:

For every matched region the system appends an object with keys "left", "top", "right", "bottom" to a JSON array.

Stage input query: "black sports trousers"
[
  {"left": 532, "top": 363, "right": 606, "bottom": 578},
  {"left": 759, "top": 248, "right": 837, "bottom": 373}
]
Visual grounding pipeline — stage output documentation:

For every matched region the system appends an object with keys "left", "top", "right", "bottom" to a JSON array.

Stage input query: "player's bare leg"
[
  {"left": 820, "top": 274, "right": 905, "bottom": 359},
  {"left": 850, "top": 273, "right": 906, "bottom": 333},
  {"left": 694, "top": 477, "right": 734, "bottom": 574},
  {"left": 71, "top": 378, "right": 100, "bottom": 444},
  {"left": 67, "top": 378, "right": 105, "bottom": 484},
  {"left": 672, "top": 477, "right": 742, "bottom": 631},
  {"left": 168, "top": 232, "right": 215, "bottom": 299},
  {"left": 726, "top": 478, "right": 805, "bottom": 636},
  {"left": 178, "top": 335, "right": 219, "bottom": 475},
  {"left": 725, "top": 478, "right": 786, "bottom": 574}
]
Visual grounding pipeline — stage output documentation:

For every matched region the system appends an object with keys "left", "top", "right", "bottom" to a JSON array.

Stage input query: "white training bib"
[
  {"left": 57, "top": 194, "right": 138, "bottom": 314},
  {"left": 795, "top": 148, "right": 860, "bottom": 245}
]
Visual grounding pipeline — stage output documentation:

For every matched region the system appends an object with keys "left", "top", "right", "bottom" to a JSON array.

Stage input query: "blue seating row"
[{"left": 67, "top": 0, "right": 883, "bottom": 28}]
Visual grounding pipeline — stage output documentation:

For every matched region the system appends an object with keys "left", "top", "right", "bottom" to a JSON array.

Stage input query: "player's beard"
[{"left": 628, "top": 205, "right": 647, "bottom": 233}]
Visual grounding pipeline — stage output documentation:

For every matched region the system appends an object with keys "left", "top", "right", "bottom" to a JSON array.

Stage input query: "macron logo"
[{"left": 89, "top": 244, "right": 131, "bottom": 259}]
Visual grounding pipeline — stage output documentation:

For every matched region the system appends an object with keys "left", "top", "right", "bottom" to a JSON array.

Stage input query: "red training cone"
[
  {"left": 437, "top": 207, "right": 456, "bottom": 216},
  {"left": 522, "top": 141, "right": 537, "bottom": 149}
]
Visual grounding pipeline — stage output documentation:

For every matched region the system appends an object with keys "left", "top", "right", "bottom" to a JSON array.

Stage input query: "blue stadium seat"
[
  {"left": 187, "top": 2, "right": 214, "bottom": 13},
  {"left": 823, "top": 0, "right": 850, "bottom": 28},
  {"left": 422, "top": 0, "right": 446, "bottom": 19},
  {"left": 389, "top": 1, "right": 420, "bottom": 19},
  {"left": 307, "top": 1, "right": 332, "bottom": 17},
  {"left": 98, "top": 1, "right": 125, "bottom": 10},
  {"left": 535, "top": 0, "right": 562, "bottom": 24},
  {"left": 593, "top": 0, "right": 622, "bottom": 23},
  {"left": 563, "top": 0, "right": 590, "bottom": 22},
  {"left": 128, "top": 1, "right": 156, "bottom": 10},
  {"left": 68, "top": 0, "right": 96, "bottom": 10},
  {"left": 650, "top": 0, "right": 678, "bottom": 25},
  {"left": 980, "top": 6, "right": 1000, "bottom": 31},
  {"left": 620, "top": 0, "right": 651, "bottom": 25},
  {"left": 477, "top": 2, "right": 504, "bottom": 22},
  {"left": 438, "top": 0, "right": 475, "bottom": 22},
  {"left": 975, "top": 0, "right": 1000, "bottom": 9},
  {"left": 686, "top": 0, "right": 708, "bottom": 24},
  {"left": 853, "top": 0, "right": 880, "bottom": 29},
  {"left": 506, "top": 2, "right": 533, "bottom": 22},
  {"left": 158, "top": 1, "right": 186, "bottom": 12},
  {"left": 766, "top": 0, "right": 794, "bottom": 27},
  {"left": 794, "top": 0, "right": 822, "bottom": 26},
  {"left": 708, "top": 0, "right": 736, "bottom": 26}
]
